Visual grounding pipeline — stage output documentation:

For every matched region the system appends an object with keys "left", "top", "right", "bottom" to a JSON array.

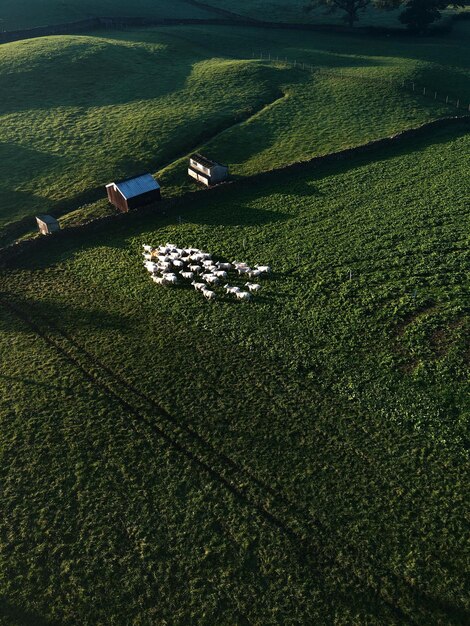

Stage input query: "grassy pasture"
[
  {"left": 1, "top": 123, "right": 468, "bottom": 624},
  {"left": 1, "top": 23, "right": 469, "bottom": 239}
]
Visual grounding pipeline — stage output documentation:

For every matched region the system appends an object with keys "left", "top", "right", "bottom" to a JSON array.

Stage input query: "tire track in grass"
[{"left": 1, "top": 296, "right": 445, "bottom": 625}]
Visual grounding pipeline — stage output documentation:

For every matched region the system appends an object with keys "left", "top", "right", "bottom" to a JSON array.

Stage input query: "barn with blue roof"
[{"left": 106, "top": 173, "right": 161, "bottom": 212}]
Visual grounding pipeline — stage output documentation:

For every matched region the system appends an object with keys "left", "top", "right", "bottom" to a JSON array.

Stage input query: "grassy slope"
[
  {"left": 1, "top": 124, "right": 468, "bottom": 624},
  {"left": 0, "top": 32, "right": 288, "bottom": 230},
  {"left": 1, "top": 23, "right": 469, "bottom": 237},
  {"left": 0, "top": 0, "right": 212, "bottom": 30}
]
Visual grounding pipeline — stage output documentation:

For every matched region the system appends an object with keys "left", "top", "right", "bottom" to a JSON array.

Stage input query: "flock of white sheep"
[{"left": 142, "top": 243, "right": 271, "bottom": 301}]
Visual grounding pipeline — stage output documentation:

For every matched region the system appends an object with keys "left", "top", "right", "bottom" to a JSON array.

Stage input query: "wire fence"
[{"left": 252, "top": 50, "right": 470, "bottom": 113}]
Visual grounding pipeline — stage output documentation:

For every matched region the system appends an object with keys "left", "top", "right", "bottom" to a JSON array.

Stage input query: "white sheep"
[
  {"left": 245, "top": 282, "right": 261, "bottom": 293},
  {"left": 189, "top": 265, "right": 202, "bottom": 274},
  {"left": 217, "top": 262, "right": 232, "bottom": 271},
  {"left": 237, "top": 266, "right": 251, "bottom": 276},
  {"left": 235, "top": 291, "right": 252, "bottom": 301},
  {"left": 202, "top": 274, "right": 219, "bottom": 286},
  {"left": 255, "top": 265, "right": 271, "bottom": 274},
  {"left": 202, "top": 289, "right": 216, "bottom": 301},
  {"left": 191, "top": 281, "right": 206, "bottom": 292},
  {"left": 163, "top": 274, "right": 177, "bottom": 285},
  {"left": 172, "top": 259, "right": 185, "bottom": 268},
  {"left": 213, "top": 270, "right": 227, "bottom": 279},
  {"left": 143, "top": 245, "right": 153, "bottom": 252},
  {"left": 152, "top": 275, "right": 166, "bottom": 285},
  {"left": 224, "top": 284, "right": 241, "bottom": 294},
  {"left": 158, "top": 262, "right": 172, "bottom": 272},
  {"left": 180, "top": 271, "right": 194, "bottom": 280},
  {"left": 247, "top": 269, "right": 262, "bottom": 279}
]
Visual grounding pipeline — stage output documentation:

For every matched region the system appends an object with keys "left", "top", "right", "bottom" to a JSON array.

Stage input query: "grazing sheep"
[
  {"left": 224, "top": 284, "right": 241, "bottom": 294},
  {"left": 235, "top": 291, "right": 252, "bottom": 301},
  {"left": 202, "top": 274, "right": 219, "bottom": 286},
  {"left": 217, "top": 262, "right": 232, "bottom": 271},
  {"left": 158, "top": 262, "right": 172, "bottom": 272},
  {"left": 213, "top": 270, "right": 227, "bottom": 279},
  {"left": 245, "top": 282, "right": 261, "bottom": 293},
  {"left": 255, "top": 265, "right": 271, "bottom": 274},
  {"left": 191, "top": 281, "right": 206, "bottom": 292},
  {"left": 144, "top": 262, "right": 158, "bottom": 273},
  {"left": 247, "top": 269, "right": 262, "bottom": 279},
  {"left": 202, "top": 289, "right": 216, "bottom": 301},
  {"left": 143, "top": 245, "right": 153, "bottom": 252},
  {"left": 172, "top": 259, "right": 185, "bottom": 269},
  {"left": 189, "top": 264, "right": 202, "bottom": 274},
  {"left": 152, "top": 275, "right": 166, "bottom": 285},
  {"left": 237, "top": 266, "right": 251, "bottom": 276},
  {"left": 162, "top": 274, "right": 177, "bottom": 285},
  {"left": 180, "top": 271, "right": 194, "bottom": 280},
  {"left": 143, "top": 253, "right": 152, "bottom": 261}
]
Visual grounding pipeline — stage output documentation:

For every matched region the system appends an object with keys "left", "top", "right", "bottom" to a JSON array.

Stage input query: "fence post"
[
  {"left": 268, "top": 52, "right": 271, "bottom": 61},
  {"left": 423, "top": 87, "right": 426, "bottom": 96},
  {"left": 456, "top": 99, "right": 459, "bottom": 108},
  {"left": 434, "top": 91, "right": 437, "bottom": 100},
  {"left": 412, "top": 82, "right": 415, "bottom": 91},
  {"left": 446, "top": 95, "right": 449, "bottom": 104}
]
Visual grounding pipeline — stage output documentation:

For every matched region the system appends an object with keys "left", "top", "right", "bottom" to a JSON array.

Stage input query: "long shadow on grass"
[
  {"left": 0, "top": 294, "right": 131, "bottom": 334},
  {"left": 0, "top": 597, "right": 58, "bottom": 626}
]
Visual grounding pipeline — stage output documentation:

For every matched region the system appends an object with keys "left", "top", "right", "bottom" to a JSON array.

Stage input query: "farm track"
[{"left": 2, "top": 295, "right": 462, "bottom": 625}]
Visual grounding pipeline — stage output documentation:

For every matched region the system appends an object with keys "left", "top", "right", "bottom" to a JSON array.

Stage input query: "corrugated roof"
[
  {"left": 114, "top": 174, "right": 160, "bottom": 200},
  {"left": 36, "top": 214, "right": 58, "bottom": 225},
  {"left": 190, "top": 153, "right": 218, "bottom": 169}
]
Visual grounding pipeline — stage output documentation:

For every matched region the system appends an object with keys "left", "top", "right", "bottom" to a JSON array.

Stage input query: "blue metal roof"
[{"left": 114, "top": 174, "right": 160, "bottom": 200}]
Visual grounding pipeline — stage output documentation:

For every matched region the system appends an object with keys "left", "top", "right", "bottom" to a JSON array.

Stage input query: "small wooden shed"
[
  {"left": 188, "top": 154, "right": 229, "bottom": 187},
  {"left": 36, "top": 215, "right": 60, "bottom": 235},
  {"left": 106, "top": 173, "right": 161, "bottom": 212}
]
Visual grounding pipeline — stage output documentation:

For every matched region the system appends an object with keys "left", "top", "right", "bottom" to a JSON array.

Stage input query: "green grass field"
[
  {"left": 0, "top": 122, "right": 468, "bottom": 624},
  {"left": 1, "top": 22, "right": 469, "bottom": 240}
]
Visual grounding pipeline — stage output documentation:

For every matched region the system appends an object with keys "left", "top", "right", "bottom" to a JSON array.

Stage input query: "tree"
[
  {"left": 398, "top": 0, "right": 463, "bottom": 32},
  {"left": 304, "top": 0, "right": 371, "bottom": 28}
]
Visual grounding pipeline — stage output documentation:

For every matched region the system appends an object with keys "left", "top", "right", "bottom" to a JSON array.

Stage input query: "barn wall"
[
  {"left": 107, "top": 186, "right": 129, "bottom": 212},
  {"left": 127, "top": 189, "right": 161, "bottom": 209}
]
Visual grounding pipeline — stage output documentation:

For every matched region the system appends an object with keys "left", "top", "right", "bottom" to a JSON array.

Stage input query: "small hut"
[
  {"left": 188, "top": 154, "right": 229, "bottom": 187},
  {"left": 36, "top": 215, "right": 60, "bottom": 235},
  {"left": 106, "top": 173, "right": 161, "bottom": 212}
]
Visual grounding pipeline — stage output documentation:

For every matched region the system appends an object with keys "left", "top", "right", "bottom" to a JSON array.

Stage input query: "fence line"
[{"left": 252, "top": 51, "right": 470, "bottom": 113}]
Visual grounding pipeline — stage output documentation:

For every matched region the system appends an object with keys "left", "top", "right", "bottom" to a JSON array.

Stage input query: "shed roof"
[
  {"left": 36, "top": 214, "right": 58, "bottom": 225},
  {"left": 112, "top": 174, "right": 160, "bottom": 200},
  {"left": 190, "top": 153, "right": 219, "bottom": 169}
]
